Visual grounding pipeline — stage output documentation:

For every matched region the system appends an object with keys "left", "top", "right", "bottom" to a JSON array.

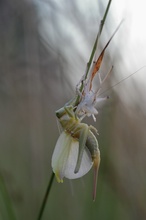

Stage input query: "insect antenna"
[{"left": 98, "top": 66, "right": 146, "bottom": 97}]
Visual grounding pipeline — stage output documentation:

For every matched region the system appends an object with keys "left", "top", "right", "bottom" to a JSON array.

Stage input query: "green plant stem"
[
  {"left": 100, "top": 0, "right": 112, "bottom": 34},
  {"left": 75, "top": 0, "right": 112, "bottom": 106},
  {"left": 85, "top": 0, "right": 112, "bottom": 78},
  {"left": 0, "top": 174, "right": 17, "bottom": 220},
  {"left": 37, "top": 172, "right": 55, "bottom": 220}
]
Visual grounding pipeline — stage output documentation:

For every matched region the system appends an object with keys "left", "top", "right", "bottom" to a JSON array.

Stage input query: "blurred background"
[{"left": 0, "top": 0, "right": 146, "bottom": 220}]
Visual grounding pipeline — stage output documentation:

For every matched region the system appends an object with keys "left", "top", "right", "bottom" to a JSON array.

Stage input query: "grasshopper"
[
  {"left": 52, "top": 103, "right": 100, "bottom": 200},
  {"left": 52, "top": 22, "right": 122, "bottom": 200}
]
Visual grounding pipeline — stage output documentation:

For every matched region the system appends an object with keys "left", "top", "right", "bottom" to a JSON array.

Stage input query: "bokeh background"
[{"left": 0, "top": 0, "right": 146, "bottom": 220}]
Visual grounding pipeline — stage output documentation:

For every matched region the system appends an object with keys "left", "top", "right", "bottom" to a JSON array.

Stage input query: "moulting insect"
[
  {"left": 51, "top": 22, "right": 122, "bottom": 200},
  {"left": 52, "top": 104, "right": 100, "bottom": 200}
]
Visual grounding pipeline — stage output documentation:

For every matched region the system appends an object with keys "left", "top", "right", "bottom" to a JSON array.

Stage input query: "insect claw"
[
  {"left": 92, "top": 114, "right": 96, "bottom": 122},
  {"left": 74, "top": 169, "right": 78, "bottom": 174},
  {"left": 89, "top": 125, "right": 98, "bottom": 135}
]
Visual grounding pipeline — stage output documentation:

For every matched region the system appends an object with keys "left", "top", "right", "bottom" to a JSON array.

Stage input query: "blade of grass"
[
  {"left": 75, "top": 0, "right": 112, "bottom": 106},
  {"left": 86, "top": 0, "right": 112, "bottom": 77},
  {"left": 37, "top": 173, "right": 55, "bottom": 220},
  {"left": 90, "top": 19, "right": 124, "bottom": 88},
  {"left": 0, "top": 174, "right": 17, "bottom": 220}
]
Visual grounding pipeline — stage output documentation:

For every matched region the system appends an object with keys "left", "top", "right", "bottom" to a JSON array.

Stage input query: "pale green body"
[{"left": 56, "top": 105, "right": 100, "bottom": 174}]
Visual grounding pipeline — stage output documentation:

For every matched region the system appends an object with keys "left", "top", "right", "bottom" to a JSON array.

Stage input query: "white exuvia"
[{"left": 76, "top": 67, "right": 112, "bottom": 121}]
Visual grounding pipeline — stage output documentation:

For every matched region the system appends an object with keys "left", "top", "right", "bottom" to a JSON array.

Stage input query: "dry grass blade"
[{"left": 90, "top": 20, "right": 124, "bottom": 90}]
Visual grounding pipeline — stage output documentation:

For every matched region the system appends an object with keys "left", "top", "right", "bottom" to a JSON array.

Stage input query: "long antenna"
[{"left": 99, "top": 66, "right": 146, "bottom": 96}]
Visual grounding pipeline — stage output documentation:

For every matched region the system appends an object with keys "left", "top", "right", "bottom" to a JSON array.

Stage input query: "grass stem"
[
  {"left": 37, "top": 173, "right": 55, "bottom": 220},
  {"left": 75, "top": 0, "right": 112, "bottom": 106}
]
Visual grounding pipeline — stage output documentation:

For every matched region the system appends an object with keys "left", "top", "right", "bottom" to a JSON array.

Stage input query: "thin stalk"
[
  {"left": 85, "top": 0, "right": 112, "bottom": 78},
  {"left": 0, "top": 174, "right": 17, "bottom": 220},
  {"left": 37, "top": 172, "right": 55, "bottom": 220},
  {"left": 100, "top": 0, "right": 112, "bottom": 34},
  {"left": 75, "top": 0, "right": 112, "bottom": 106}
]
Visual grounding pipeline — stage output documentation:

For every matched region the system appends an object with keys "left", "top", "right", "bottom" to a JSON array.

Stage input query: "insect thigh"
[
  {"left": 73, "top": 123, "right": 89, "bottom": 174},
  {"left": 86, "top": 130, "right": 100, "bottom": 200},
  {"left": 86, "top": 130, "right": 99, "bottom": 159}
]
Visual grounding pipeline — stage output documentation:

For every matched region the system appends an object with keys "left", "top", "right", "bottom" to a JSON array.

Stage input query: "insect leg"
[
  {"left": 74, "top": 124, "right": 89, "bottom": 174},
  {"left": 86, "top": 130, "right": 100, "bottom": 201}
]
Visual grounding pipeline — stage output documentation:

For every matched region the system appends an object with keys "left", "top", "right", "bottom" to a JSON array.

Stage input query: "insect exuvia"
[
  {"left": 75, "top": 21, "right": 123, "bottom": 122},
  {"left": 51, "top": 22, "right": 122, "bottom": 201}
]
